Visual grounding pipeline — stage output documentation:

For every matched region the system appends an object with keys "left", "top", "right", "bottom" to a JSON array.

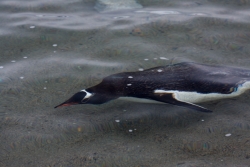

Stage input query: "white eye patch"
[{"left": 80, "top": 89, "right": 93, "bottom": 102}]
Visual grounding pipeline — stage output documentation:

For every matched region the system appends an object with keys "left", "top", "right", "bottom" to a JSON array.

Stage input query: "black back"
[{"left": 87, "top": 62, "right": 250, "bottom": 98}]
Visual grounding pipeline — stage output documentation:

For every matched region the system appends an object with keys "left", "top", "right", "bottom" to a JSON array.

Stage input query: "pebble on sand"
[{"left": 159, "top": 57, "right": 169, "bottom": 60}]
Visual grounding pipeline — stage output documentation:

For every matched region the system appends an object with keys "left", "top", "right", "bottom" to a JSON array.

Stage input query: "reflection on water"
[{"left": 1, "top": 0, "right": 250, "bottom": 166}]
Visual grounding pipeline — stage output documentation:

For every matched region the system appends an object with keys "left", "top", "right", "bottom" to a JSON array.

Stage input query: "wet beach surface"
[{"left": 1, "top": 0, "right": 250, "bottom": 166}]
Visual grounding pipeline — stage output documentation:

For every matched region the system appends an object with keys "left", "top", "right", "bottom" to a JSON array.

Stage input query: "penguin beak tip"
[{"left": 54, "top": 102, "right": 78, "bottom": 109}]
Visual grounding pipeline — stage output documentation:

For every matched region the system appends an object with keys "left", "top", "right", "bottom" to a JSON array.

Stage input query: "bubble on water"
[
  {"left": 150, "top": 11, "right": 180, "bottom": 15},
  {"left": 159, "top": 57, "right": 169, "bottom": 60},
  {"left": 191, "top": 13, "right": 207, "bottom": 16},
  {"left": 113, "top": 16, "right": 130, "bottom": 19},
  {"left": 138, "top": 68, "right": 144, "bottom": 71},
  {"left": 135, "top": 10, "right": 147, "bottom": 13},
  {"left": 36, "top": 15, "right": 44, "bottom": 17},
  {"left": 53, "top": 44, "right": 57, "bottom": 47},
  {"left": 225, "top": 133, "right": 231, "bottom": 137},
  {"left": 30, "top": 26, "right": 35, "bottom": 29},
  {"left": 157, "top": 69, "right": 163, "bottom": 72}
]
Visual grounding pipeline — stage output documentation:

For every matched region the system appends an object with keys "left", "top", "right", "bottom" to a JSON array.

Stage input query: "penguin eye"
[{"left": 81, "top": 98, "right": 89, "bottom": 103}]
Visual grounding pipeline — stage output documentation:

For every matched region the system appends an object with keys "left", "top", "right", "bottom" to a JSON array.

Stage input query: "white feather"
[{"left": 154, "top": 81, "right": 250, "bottom": 103}]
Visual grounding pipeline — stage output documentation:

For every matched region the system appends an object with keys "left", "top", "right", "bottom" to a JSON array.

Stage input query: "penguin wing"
[{"left": 149, "top": 92, "right": 212, "bottom": 113}]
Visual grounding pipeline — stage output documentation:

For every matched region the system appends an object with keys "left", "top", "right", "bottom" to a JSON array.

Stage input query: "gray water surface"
[{"left": 1, "top": 0, "right": 250, "bottom": 166}]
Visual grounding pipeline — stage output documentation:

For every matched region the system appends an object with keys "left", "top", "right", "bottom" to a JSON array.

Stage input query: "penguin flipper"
[{"left": 150, "top": 93, "right": 212, "bottom": 113}]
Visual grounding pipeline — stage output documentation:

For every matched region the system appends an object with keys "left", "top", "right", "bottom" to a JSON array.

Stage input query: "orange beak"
[{"left": 54, "top": 102, "right": 77, "bottom": 108}]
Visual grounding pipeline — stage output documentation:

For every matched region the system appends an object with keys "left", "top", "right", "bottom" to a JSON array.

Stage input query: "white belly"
[
  {"left": 119, "top": 97, "right": 165, "bottom": 104},
  {"left": 119, "top": 81, "right": 250, "bottom": 104},
  {"left": 155, "top": 81, "right": 250, "bottom": 103}
]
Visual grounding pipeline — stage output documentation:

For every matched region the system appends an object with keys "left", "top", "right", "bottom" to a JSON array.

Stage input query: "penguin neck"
[
  {"left": 85, "top": 86, "right": 119, "bottom": 104},
  {"left": 86, "top": 83, "right": 119, "bottom": 95},
  {"left": 86, "top": 85, "right": 108, "bottom": 94}
]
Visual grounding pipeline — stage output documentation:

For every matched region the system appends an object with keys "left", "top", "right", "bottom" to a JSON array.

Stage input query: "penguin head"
[{"left": 54, "top": 90, "right": 93, "bottom": 108}]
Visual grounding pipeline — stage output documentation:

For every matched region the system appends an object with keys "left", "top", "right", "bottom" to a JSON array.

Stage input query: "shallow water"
[{"left": 1, "top": 0, "right": 250, "bottom": 166}]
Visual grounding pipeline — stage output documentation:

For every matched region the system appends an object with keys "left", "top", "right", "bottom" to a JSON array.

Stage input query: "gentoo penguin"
[{"left": 55, "top": 62, "right": 250, "bottom": 112}]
